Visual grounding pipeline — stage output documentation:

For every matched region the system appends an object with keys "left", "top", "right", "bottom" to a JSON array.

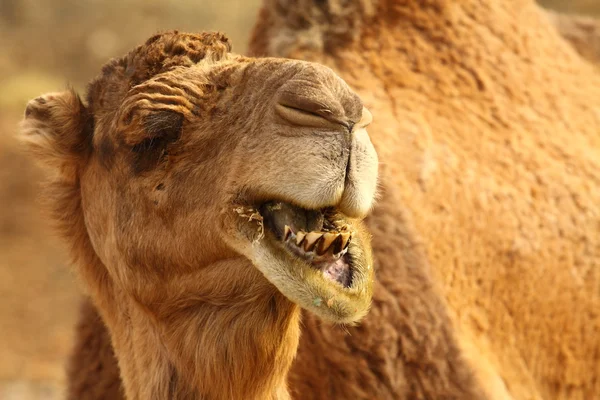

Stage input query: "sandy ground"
[
  {"left": 0, "top": 114, "right": 75, "bottom": 399},
  {"left": 0, "top": 1, "right": 596, "bottom": 399}
]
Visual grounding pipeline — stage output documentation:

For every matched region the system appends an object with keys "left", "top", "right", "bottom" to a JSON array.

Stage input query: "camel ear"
[{"left": 20, "top": 90, "right": 92, "bottom": 180}]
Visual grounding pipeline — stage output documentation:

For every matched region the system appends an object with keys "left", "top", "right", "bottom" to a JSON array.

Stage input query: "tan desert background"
[{"left": 0, "top": 1, "right": 598, "bottom": 399}]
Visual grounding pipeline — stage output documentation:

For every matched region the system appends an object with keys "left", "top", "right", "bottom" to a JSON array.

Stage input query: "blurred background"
[{"left": 0, "top": 1, "right": 597, "bottom": 399}]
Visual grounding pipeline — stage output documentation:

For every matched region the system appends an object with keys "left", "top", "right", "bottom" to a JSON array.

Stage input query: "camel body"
[{"left": 249, "top": 1, "right": 600, "bottom": 399}]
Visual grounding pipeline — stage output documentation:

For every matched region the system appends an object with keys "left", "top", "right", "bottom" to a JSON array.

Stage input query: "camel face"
[
  {"left": 221, "top": 62, "right": 378, "bottom": 323},
  {"left": 22, "top": 32, "right": 377, "bottom": 324}
]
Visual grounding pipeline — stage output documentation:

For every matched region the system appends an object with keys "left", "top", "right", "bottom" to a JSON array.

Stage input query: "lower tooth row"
[{"left": 284, "top": 225, "right": 351, "bottom": 255}]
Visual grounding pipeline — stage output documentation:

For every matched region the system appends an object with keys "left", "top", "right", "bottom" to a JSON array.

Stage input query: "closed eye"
[{"left": 275, "top": 103, "right": 345, "bottom": 129}]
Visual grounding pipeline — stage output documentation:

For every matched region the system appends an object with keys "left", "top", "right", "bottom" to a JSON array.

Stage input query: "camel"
[
  {"left": 20, "top": 31, "right": 381, "bottom": 399},
  {"left": 545, "top": 10, "right": 600, "bottom": 65},
  {"left": 19, "top": 1, "right": 600, "bottom": 400},
  {"left": 248, "top": 0, "right": 600, "bottom": 399}
]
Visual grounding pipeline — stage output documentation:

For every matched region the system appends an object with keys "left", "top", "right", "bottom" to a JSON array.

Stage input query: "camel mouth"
[
  {"left": 259, "top": 201, "right": 354, "bottom": 288},
  {"left": 231, "top": 198, "right": 373, "bottom": 322}
]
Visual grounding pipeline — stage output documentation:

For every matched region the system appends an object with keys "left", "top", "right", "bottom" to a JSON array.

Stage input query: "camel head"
[{"left": 20, "top": 31, "right": 377, "bottom": 324}]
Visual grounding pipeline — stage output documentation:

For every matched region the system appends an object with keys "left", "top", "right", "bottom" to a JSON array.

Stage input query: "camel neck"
[{"left": 95, "top": 261, "right": 301, "bottom": 400}]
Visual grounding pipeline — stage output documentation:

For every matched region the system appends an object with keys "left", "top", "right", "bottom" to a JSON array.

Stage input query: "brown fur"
[
  {"left": 249, "top": 0, "right": 600, "bottom": 399},
  {"left": 20, "top": 31, "right": 379, "bottom": 399},
  {"left": 545, "top": 10, "right": 600, "bottom": 65},
  {"left": 66, "top": 299, "right": 123, "bottom": 400}
]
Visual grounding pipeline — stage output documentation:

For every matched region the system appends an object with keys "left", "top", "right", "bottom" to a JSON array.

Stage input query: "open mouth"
[
  {"left": 231, "top": 198, "right": 373, "bottom": 322},
  {"left": 258, "top": 201, "right": 354, "bottom": 288}
]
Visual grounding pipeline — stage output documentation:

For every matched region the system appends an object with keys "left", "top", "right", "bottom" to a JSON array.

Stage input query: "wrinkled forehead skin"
[{"left": 85, "top": 31, "right": 364, "bottom": 157}]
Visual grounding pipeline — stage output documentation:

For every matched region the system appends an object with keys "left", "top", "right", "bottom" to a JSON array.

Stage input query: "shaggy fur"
[
  {"left": 66, "top": 299, "right": 123, "bottom": 399},
  {"left": 249, "top": 0, "right": 600, "bottom": 399},
  {"left": 20, "top": 31, "right": 380, "bottom": 399},
  {"left": 545, "top": 10, "right": 600, "bottom": 65}
]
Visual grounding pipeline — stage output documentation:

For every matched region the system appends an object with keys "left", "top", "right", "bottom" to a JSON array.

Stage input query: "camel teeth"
[
  {"left": 284, "top": 225, "right": 292, "bottom": 241},
  {"left": 339, "top": 232, "right": 351, "bottom": 251},
  {"left": 332, "top": 235, "right": 344, "bottom": 255},
  {"left": 317, "top": 232, "right": 339, "bottom": 255},
  {"left": 295, "top": 231, "right": 306, "bottom": 246},
  {"left": 303, "top": 232, "right": 323, "bottom": 252}
]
